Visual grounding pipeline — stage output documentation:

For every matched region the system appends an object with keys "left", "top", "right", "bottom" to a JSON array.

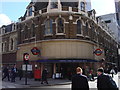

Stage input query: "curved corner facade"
[{"left": 16, "top": 1, "right": 118, "bottom": 77}]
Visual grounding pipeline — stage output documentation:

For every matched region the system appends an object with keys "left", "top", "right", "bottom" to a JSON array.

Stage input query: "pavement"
[
  {"left": 1, "top": 72, "right": 120, "bottom": 89},
  {"left": 2, "top": 77, "right": 71, "bottom": 89}
]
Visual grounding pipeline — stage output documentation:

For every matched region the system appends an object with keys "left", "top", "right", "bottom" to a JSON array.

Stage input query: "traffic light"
[{"left": 23, "top": 53, "right": 30, "bottom": 64}]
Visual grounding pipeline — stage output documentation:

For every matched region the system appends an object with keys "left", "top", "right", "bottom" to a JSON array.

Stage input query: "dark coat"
[
  {"left": 3, "top": 67, "right": 9, "bottom": 75},
  {"left": 42, "top": 69, "right": 48, "bottom": 81},
  {"left": 72, "top": 74, "right": 89, "bottom": 90},
  {"left": 97, "top": 73, "right": 118, "bottom": 90}
]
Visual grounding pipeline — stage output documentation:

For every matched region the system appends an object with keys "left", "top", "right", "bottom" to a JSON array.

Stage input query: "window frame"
[
  {"left": 28, "top": 7, "right": 32, "bottom": 16},
  {"left": 80, "top": 2, "right": 85, "bottom": 11},
  {"left": 31, "top": 24, "right": 35, "bottom": 37},
  {"left": 56, "top": 17, "right": 65, "bottom": 35},
  {"left": 51, "top": 0, "right": 58, "bottom": 9},
  {"left": 76, "top": 20, "right": 82, "bottom": 35},
  {"left": 44, "top": 19, "right": 53, "bottom": 36}
]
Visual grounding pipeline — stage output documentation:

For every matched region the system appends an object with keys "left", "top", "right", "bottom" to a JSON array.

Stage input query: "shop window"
[
  {"left": 77, "top": 20, "right": 82, "bottom": 34},
  {"left": 45, "top": 19, "right": 53, "bottom": 35},
  {"left": 81, "top": 2, "right": 85, "bottom": 11},
  {"left": 57, "top": 18, "right": 64, "bottom": 34},
  {"left": 31, "top": 24, "right": 35, "bottom": 37},
  {"left": 51, "top": 0, "right": 58, "bottom": 9}
]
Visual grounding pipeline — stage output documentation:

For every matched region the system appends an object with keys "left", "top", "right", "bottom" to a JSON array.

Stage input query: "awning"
[{"left": 36, "top": 59, "right": 99, "bottom": 63}]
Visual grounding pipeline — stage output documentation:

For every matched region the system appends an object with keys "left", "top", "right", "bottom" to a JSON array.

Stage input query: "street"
[{"left": 1, "top": 73, "right": 120, "bottom": 89}]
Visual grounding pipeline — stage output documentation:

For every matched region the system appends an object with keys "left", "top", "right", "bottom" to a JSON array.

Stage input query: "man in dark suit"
[
  {"left": 71, "top": 67, "right": 89, "bottom": 90},
  {"left": 97, "top": 67, "right": 118, "bottom": 90},
  {"left": 2, "top": 66, "right": 10, "bottom": 81},
  {"left": 41, "top": 67, "right": 48, "bottom": 84}
]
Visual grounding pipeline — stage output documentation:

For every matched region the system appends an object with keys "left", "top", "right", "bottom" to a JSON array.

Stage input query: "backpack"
[{"left": 108, "top": 76, "right": 118, "bottom": 89}]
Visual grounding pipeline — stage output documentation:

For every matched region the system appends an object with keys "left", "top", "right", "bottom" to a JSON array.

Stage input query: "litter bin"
[{"left": 34, "top": 69, "right": 41, "bottom": 81}]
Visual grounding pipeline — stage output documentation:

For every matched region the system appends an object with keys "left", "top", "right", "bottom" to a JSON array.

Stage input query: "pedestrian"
[
  {"left": 114, "top": 66, "right": 118, "bottom": 75},
  {"left": 71, "top": 67, "right": 89, "bottom": 90},
  {"left": 97, "top": 67, "right": 118, "bottom": 90},
  {"left": 110, "top": 68, "right": 115, "bottom": 78},
  {"left": 41, "top": 67, "right": 48, "bottom": 84},
  {"left": 18, "top": 68, "right": 23, "bottom": 80},
  {"left": 88, "top": 69, "right": 94, "bottom": 81},
  {"left": 11, "top": 65, "right": 17, "bottom": 82},
  {"left": 2, "top": 65, "right": 10, "bottom": 81}
]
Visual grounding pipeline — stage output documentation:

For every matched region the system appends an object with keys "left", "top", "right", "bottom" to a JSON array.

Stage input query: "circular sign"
[
  {"left": 94, "top": 49, "right": 103, "bottom": 56},
  {"left": 24, "top": 54, "right": 30, "bottom": 60},
  {"left": 31, "top": 47, "right": 40, "bottom": 55}
]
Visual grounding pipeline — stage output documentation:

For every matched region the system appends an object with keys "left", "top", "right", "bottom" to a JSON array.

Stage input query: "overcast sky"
[{"left": 0, "top": 0, "right": 116, "bottom": 27}]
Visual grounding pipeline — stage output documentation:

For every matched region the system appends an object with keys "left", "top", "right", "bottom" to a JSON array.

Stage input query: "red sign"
[
  {"left": 31, "top": 47, "right": 40, "bottom": 55},
  {"left": 24, "top": 54, "right": 30, "bottom": 60},
  {"left": 94, "top": 49, "right": 103, "bottom": 56}
]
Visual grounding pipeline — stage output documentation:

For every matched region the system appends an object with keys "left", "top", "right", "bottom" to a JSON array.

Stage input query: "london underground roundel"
[
  {"left": 31, "top": 47, "right": 40, "bottom": 55},
  {"left": 94, "top": 49, "right": 103, "bottom": 56}
]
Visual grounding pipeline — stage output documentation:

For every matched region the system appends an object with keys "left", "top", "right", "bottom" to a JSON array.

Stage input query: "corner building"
[{"left": 17, "top": 0, "right": 118, "bottom": 77}]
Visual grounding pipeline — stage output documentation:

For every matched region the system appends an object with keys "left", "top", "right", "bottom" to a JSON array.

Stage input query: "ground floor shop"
[{"left": 16, "top": 59, "right": 102, "bottom": 80}]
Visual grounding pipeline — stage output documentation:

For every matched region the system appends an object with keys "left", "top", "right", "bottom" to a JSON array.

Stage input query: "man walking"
[
  {"left": 97, "top": 67, "right": 118, "bottom": 90},
  {"left": 11, "top": 65, "right": 17, "bottom": 82},
  {"left": 41, "top": 67, "right": 48, "bottom": 84},
  {"left": 71, "top": 67, "right": 89, "bottom": 90},
  {"left": 2, "top": 66, "right": 10, "bottom": 81}
]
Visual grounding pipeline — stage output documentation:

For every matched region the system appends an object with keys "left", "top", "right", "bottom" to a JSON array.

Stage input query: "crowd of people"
[
  {"left": 2, "top": 64, "right": 23, "bottom": 82},
  {"left": 2, "top": 64, "right": 119, "bottom": 89}
]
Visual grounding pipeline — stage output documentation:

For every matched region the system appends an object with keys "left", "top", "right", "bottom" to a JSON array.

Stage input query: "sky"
[{"left": 0, "top": 0, "right": 116, "bottom": 27}]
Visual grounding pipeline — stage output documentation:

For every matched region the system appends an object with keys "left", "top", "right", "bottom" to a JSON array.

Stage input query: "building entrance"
[{"left": 56, "top": 63, "right": 80, "bottom": 79}]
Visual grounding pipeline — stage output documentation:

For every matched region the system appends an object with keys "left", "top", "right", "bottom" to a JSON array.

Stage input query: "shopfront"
[{"left": 36, "top": 59, "right": 99, "bottom": 79}]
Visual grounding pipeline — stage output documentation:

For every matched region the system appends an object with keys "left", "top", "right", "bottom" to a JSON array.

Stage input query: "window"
[
  {"left": 2, "top": 43, "right": 4, "bottom": 52},
  {"left": 4, "top": 42, "right": 7, "bottom": 52},
  {"left": 11, "top": 38, "right": 14, "bottom": 50},
  {"left": 28, "top": 7, "right": 32, "bottom": 16},
  {"left": 81, "top": 2, "right": 85, "bottom": 11},
  {"left": 77, "top": 20, "right": 82, "bottom": 34},
  {"left": 85, "top": 22, "right": 88, "bottom": 36},
  {"left": 31, "top": 24, "right": 35, "bottom": 37},
  {"left": 24, "top": 26, "right": 28, "bottom": 39},
  {"left": 45, "top": 19, "right": 53, "bottom": 35},
  {"left": 105, "top": 20, "right": 111, "bottom": 23},
  {"left": 57, "top": 18, "right": 64, "bottom": 33},
  {"left": 51, "top": 0, "right": 58, "bottom": 9}
]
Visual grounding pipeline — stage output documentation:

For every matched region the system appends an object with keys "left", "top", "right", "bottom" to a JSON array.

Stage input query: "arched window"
[
  {"left": 11, "top": 38, "right": 14, "bottom": 50},
  {"left": 24, "top": 26, "right": 28, "bottom": 39},
  {"left": 28, "top": 7, "right": 32, "bottom": 16},
  {"left": 91, "top": 23, "right": 94, "bottom": 39},
  {"left": 81, "top": 2, "right": 85, "bottom": 11},
  {"left": 45, "top": 19, "right": 53, "bottom": 35},
  {"left": 57, "top": 18, "right": 64, "bottom": 33},
  {"left": 31, "top": 24, "right": 35, "bottom": 37},
  {"left": 85, "top": 22, "right": 88, "bottom": 36},
  {"left": 2, "top": 43, "right": 4, "bottom": 52},
  {"left": 4, "top": 42, "right": 7, "bottom": 52},
  {"left": 77, "top": 20, "right": 82, "bottom": 34}
]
